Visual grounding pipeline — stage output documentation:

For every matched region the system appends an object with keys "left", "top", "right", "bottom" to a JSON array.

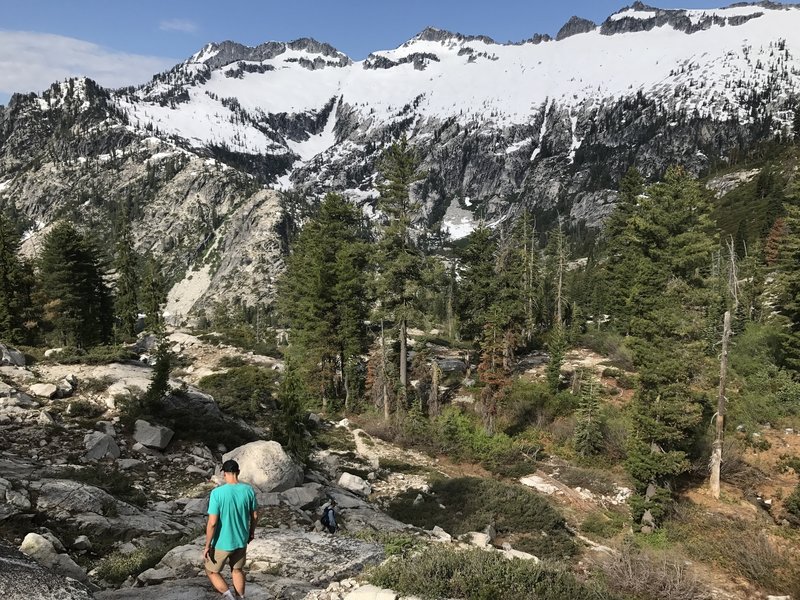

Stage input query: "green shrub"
[
  {"left": 351, "top": 530, "right": 421, "bottom": 557},
  {"left": 217, "top": 355, "right": 247, "bottom": 368},
  {"left": 579, "top": 510, "right": 627, "bottom": 539},
  {"left": 46, "top": 345, "right": 138, "bottom": 365},
  {"left": 198, "top": 366, "right": 278, "bottom": 422},
  {"left": 96, "top": 543, "right": 171, "bottom": 584},
  {"left": 386, "top": 477, "right": 576, "bottom": 559},
  {"left": 368, "top": 546, "right": 619, "bottom": 600},
  {"left": 785, "top": 483, "right": 800, "bottom": 518},
  {"left": 64, "top": 400, "right": 105, "bottom": 420}
]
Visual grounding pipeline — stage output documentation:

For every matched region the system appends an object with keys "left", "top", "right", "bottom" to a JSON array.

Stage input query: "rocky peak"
[
  {"left": 556, "top": 16, "right": 597, "bottom": 41},
  {"left": 601, "top": 2, "right": 767, "bottom": 36},
  {"left": 191, "top": 38, "right": 350, "bottom": 71},
  {"left": 413, "top": 26, "right": 496, "bottom": 45}
]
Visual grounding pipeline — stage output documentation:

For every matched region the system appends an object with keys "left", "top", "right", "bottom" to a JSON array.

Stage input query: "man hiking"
[{"left": 203, "top": 459, "right": 259, "bottom": 600}]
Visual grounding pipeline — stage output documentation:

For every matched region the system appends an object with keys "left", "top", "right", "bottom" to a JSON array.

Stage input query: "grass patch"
[
  {"left": 579, "top": 510, "right": 627, "bottom": 540},
  {"left": 386, "top": 477, "right": 576, "bottom": 559},
  {"left": 198, "top": 366, "right": 278, "bottom": 422},
  {"left": 600, "top": 541, "right": 710, "bottom": 600},
  {"left": 314, "top": 425, "right": 356, "bottom": 453},
  {"left": 96, "top": 542, "right": 173, "bottom": 584},
  {"left": 368, "top": 546, "right": 619, "bottom": 600},
  {"left": 350, "top": 530, "right": 421, "bottom": 557},
  {"left": 666, "top": 503, "right": 800, "bottom": 595}
]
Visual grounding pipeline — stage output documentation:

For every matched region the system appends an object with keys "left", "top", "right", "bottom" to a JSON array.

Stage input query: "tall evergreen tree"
[
  {"left": 279, "top": 193, "right": 371, "bottom": 410},
  {"left": 113, "top": 206, "right": 141, "bottom": 340},
  {"left": 618, "top": 168, "right": 717, "bottom": 524},
  {"left": 0, "top": 212, "right": 36, "bottom": 344},
  {"left": 37, "top": 222, "right": 113, "bottom": 348},
  {"left": 603, "top": 167, "right": 644, "bottom": 332},
  {"left": 457, "top": 224, "right": 496, "bottom": 340},
  {"left": 141, "top": 257, "right": 166, "bottom": 333},
  {"left": 375, "top": 136, "right": 425, "bottom": 394}
]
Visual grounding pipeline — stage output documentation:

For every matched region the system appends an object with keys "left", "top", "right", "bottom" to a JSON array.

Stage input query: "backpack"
[{"left": 320, "top": 506, "right": 332, "bottom": 526}]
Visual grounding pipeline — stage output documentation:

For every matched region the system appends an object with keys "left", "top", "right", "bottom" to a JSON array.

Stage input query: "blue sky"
[{"left": 0, "top": 0, "right": 791, "bottom": 104}]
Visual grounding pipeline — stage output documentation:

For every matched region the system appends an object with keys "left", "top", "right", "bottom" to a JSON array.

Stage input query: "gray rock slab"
[
  {"left": 0, "top": 541, "right": 93, "bottom": 600},
  {"left": 83, "top": 431, "right": 121, "bottom": 460},
  {"left": 134, "top": 419, "right": 174, "bottom": 450}
]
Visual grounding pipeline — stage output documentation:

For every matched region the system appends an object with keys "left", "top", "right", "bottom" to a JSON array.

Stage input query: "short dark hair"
[{"left": 221, "top": 459, "right": 240, "bottom": 474}]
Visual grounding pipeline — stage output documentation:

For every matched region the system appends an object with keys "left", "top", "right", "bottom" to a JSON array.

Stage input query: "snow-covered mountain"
[{"left": 1, "top": 2, "right": 799, "bottom": 315}]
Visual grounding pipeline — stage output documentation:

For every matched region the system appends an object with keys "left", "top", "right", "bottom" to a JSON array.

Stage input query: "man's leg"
[
  {"left": 230, "top": 548, "right": 248, "bottom": 597},
  {"left": 232, "top": 568, "right": 246, "bottom": 597},
  {"left": 206, "top": 570, "right": 231, "bottom": 594},
  {"left": 205, "top": 549, "right": 233, "bottom": 596}
]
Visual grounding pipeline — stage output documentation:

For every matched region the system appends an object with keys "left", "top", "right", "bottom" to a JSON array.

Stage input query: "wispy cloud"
[
  {"left": 0, "top": 31, "right": 176, "bottom": 99},
  {"left": 159, "top": 19, "right": 199, "bottom": 34}
]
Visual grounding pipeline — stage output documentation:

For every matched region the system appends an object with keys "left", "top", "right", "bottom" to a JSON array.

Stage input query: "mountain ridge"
[{"left": 1, "top": 2, "right": 799, "bottom": 316}]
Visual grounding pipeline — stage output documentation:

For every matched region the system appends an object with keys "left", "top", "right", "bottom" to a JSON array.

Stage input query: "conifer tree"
[
  {"left": 113, "top": 206, "right": 141, "bottom": 340},
  {"left": 141, "top": 257, "right": 166, "bottom": 333},
  {"left": 37, "top": 221, "right": 113, "bottom": 348},
  {"left": 0, "top": 212, "right": 36, "bottom": 344},
  {"left": 619, "top": 168, "right": 716, "bottom": 525},
  {"left": 457, "top": 224, "right": 497, "bottom": 340},
  {"left": 573, "top": 371, "right": 604, "bottom": 457},
  {"left": 603, "top": 167, "right": 644, "bottom": 332},
  {"left": 375, "top": 136, "right": 424, "bottom": 393},
  {"left": 279, "top": 193, "right": 370, "bottom": 410},
  {"left": 477, "top": 310, "right": 510, "bottom": 435}
]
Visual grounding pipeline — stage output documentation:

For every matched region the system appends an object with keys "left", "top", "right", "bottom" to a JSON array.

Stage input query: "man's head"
[{"left": 221, "top": 459, "right": 240, "bottom": 480}]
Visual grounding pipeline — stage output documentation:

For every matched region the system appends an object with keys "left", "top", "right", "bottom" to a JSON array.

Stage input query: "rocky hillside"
[{"left": 2, "top": 2, "right": 800, "bottom": 316}]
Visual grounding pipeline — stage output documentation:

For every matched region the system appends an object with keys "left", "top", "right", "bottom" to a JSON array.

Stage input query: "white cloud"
[
  {"left": 0, "top": 30, "right": 176, "bottom": 98},
  {"left": 159, "top": 19, "right": 199, "bottom": 34}
]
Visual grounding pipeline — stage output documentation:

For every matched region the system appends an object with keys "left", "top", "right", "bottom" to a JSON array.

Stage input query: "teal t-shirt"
[{"left": 208, "top": 483, "right": 258, "bottom": 551}]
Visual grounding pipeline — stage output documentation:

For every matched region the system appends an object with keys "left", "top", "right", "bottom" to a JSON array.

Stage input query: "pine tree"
[
  {"left": 0, "top": 212, "right": 36, "bottom": 344},
  {"left": 141, "top": 257, "right": 166, "bottom": 333},
  {"left": 113, "top": 206, "right": 141, "bottom": 340},
  {"left": 278, "top": 193, "right": 371, "bottom": 410},
  {"left": 457, "top": 224, "right": 497, "bottom": 340},
  {"left": 603, "top": 167, "right": 644, "bottom": 332},
  {"left": 573, "top": 371, "right": 604, "bottom": 457},
  {"left": 619, "top": 168, "right": 716, "bottom": 525},
  {"left": 375, "top": 136, "right": 424, "bottom": 394},
  {"left": 477, "top": 310, "right": 510, "bottom": 435},
  {"left": 274, "top": 362, "right": 310, "bottom": 461},
  {"left": 37, "top": 222, "right": 113, "bottom": 348}
]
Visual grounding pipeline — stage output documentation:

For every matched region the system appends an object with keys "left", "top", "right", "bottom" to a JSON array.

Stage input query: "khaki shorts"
[{"left": 205, "top": 547, "right": 247, "bottom": 573}]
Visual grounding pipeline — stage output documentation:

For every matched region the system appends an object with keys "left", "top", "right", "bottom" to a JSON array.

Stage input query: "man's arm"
[
  {"left": 248, "top": 509, "right": 258, "bottom": 543},
  {"left": 203, "top": 513, "right": 219, "bottom": 560}
]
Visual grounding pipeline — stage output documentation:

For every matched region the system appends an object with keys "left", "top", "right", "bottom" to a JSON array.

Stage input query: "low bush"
[
  {"left": 350, "top": 530, "right": 422, "bottom": 557},
  {"left": 198, "top": 366, "right": 278, "bottom": 422},
  {"left": 45, "top": 345, "right": 138, "bottom": 365},
  {"left": 386, "top": 477, "right": 576, "bottom": 559},
  {"left": 784, "top": 483, "right": 800, "bottom": 519},
  {"left": 216, "top": 355, "right": 248, "bottom": 368},
  {"left": 96, "top": 543, "right": 172, "bottom": 584},
  {"left": 667, "top": 503, "right": 800, "bottom": 595},
  {"left": 579, "top": 510, "right": 627, "bottom": 539},
  {"left": 600, "top": 541, "right": 710, "bottom": 600},
  {"left": 368, "top": 546, "right": 619, "bottom": 600}
]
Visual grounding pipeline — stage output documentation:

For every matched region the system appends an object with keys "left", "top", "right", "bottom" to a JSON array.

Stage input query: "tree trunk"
[
  {"left": 381, "top": 320, "right": 390, "bottom": 421},
  {"left": 710, "top": 310, "right": 731, "bottom": 500},
  {"left": 429, "top": 361, "right": 440, "bottom": 416},
  {"left": 342, "top": 352, "right": 350, "bottom": 413},
  {"left": 399, "top": 317, "right": 407, "bottom": 389}
]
